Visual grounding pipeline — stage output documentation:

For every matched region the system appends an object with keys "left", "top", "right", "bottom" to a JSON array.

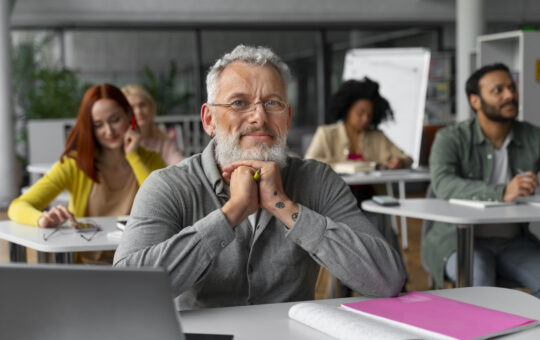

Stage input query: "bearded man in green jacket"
[{"left": 424, "top": 63, "right": 540, "bottom": 296}]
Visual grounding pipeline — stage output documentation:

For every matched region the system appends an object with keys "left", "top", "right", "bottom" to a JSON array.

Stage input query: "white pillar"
[
  {"left": 0, "top": 0, "right": 18, "bottom": 208},
  {"left": 456, "top": 0, "right": 485, "bottom": 122}
]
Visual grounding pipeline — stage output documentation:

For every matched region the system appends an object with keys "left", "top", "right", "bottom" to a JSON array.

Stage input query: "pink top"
[
  {"left": 347, "top": 153, "right": 364, "bottom": 161},
  {"left": 140, "top": 137, "right": 184, "bottom": 166}
]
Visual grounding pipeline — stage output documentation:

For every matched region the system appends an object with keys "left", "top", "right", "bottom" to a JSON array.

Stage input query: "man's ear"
[
  {"left": 469, "top": 94, "right": 481, "bottom": 112},
  {"left": 201, "top": 103, "right": 216, "bottom": 137}
]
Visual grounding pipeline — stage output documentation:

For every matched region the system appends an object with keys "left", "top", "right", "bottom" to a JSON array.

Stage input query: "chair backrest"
[{"left": 419, "top": 125, "right": 445, "bottom": 166}]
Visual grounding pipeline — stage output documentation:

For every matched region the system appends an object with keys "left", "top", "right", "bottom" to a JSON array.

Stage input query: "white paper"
[
  {"left": 288, "top": 302, "right": 420, "bottom": 340},
  {"left": 448, "top": 198, "right": 515, "bottom": 209}
]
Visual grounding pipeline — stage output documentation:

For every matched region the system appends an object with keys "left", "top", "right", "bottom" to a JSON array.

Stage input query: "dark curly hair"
[{"left": 328, "top": 77, "right": 394, "bottom": 129}]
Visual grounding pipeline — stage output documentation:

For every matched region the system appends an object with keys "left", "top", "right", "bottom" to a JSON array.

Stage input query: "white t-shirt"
[
  {"left": 476, "top": 135, "right": 520, "bottom": 238},
  {"left": 488, "top": 135, "right": 511, "bottom": 185}
]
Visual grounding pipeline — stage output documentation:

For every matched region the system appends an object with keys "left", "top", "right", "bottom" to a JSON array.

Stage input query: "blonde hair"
[
  {"left": 121, "top": 84, "right": 165, "bottom": 138},
  {"left": 121, "top": 84, "right": 156, "bottom": 115}
]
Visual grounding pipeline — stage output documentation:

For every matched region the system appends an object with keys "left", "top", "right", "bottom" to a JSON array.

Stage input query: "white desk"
[
  {"left": 180, "top": 287, "right": 540, "bottom": 340},
  {"left": 0, "top": 217, "right": 121, "bottom": 263},
  {"left": 362, "top": 198, "right": 540, "bottom": 287},
  {"left": 340, "top": 169, "right": 431, "bottom": 186},
  {"left": 341, "top": 169, "right": 431, "bottom": 249}
]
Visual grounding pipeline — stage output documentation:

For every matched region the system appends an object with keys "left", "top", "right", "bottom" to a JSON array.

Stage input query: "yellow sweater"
[{"left": 8, "top": 147, "right": 166, "bottom": 226}]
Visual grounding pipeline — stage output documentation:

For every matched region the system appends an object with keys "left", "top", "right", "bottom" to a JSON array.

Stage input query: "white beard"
[{"left": 214, "top": 125, "right": 288, "bottom": 168}]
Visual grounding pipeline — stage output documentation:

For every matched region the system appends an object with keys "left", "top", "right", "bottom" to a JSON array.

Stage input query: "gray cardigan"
[{"left": 114, "top": 140, "right": 406, "bottom": 310}]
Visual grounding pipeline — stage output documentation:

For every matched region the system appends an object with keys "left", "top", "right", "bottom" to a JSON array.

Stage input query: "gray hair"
[{"left": 206, "top": 45, "right": 292, "bottom": 103}]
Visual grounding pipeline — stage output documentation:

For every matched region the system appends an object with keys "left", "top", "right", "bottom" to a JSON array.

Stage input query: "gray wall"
[{"left": 10, "top": 0, "right": 540, "bottom": 27}]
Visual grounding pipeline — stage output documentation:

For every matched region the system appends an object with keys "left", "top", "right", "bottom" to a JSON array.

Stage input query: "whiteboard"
[{"left": 342, "top": 48, "right": 430, "bottom": 168}]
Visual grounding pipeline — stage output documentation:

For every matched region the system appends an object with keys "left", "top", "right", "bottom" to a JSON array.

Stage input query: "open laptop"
[{"left": 0, "top": 263, "right": 185, "bottom": 340}]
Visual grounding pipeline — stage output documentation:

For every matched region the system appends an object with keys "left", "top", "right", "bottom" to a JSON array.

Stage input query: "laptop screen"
[{"left": 0, "top": 263, "right": 185, "bottom": 340}]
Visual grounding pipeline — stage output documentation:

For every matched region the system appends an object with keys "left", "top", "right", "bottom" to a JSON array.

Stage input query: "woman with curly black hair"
[
  {"left": 305, "top": 77, "right": 412, "bottom": 169},
  {"left": 306, "top": 78, "right": 410, "bottom": 296}
]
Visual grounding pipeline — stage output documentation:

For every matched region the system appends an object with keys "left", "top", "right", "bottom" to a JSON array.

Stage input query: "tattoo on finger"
[{"left": 275, "top": 201, "right": 285, "bottom": 209}]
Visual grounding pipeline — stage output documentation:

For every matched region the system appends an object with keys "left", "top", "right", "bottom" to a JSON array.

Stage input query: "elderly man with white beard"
[{"left": 114, "top": 45, "right": 406, "bottom": 310}]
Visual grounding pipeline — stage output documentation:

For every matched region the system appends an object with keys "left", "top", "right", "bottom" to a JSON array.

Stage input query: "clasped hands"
[{"left": 221, "top": 160, "right": 299, "bottom": 229}]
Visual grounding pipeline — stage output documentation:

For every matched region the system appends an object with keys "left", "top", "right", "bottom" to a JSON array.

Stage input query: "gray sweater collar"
[{"left": 201, "top": 138, "right": 225, "bottom": 195}]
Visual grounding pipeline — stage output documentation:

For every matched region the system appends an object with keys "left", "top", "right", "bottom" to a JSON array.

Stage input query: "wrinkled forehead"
[{"left": 216, "top": 61, "right": 288, "bottom": 99}]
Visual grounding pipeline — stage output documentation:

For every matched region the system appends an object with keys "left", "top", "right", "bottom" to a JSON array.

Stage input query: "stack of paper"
[
  {"left": 333, "top": 161, "right": 376, "bottom": 174},
  {"left": 448, "top": 198, "right": 515, "bottom": 209},
  {"left": 449, "top": 197, "right": 540, "bottom": 209}
]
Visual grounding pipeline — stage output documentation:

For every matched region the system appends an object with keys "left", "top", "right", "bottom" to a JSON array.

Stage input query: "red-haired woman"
[{"left": 8, "top": 84, "right": 165, "bottom": 262}]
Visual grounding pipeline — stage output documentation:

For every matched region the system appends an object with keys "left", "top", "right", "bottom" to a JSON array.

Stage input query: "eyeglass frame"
[
  {"left": 76, "top": 219, "right": 101, "bottom": 242},
  {"left": 79, "top": 228, "right": 100, "bottom": 242},
  {"left": 209, "top": 99, "right": 289, "bottom": 114},
  {"left": 43, "top": 227, "right": 60, "bottom": 241}
]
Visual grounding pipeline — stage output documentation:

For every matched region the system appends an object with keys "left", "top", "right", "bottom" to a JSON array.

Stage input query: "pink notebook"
[{"left": 341, "top": 291, "right": 538, "bottom": 340}]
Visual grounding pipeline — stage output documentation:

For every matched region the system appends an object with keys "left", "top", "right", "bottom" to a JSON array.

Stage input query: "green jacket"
[{"left": 423, "top": 117, "right": 540, "bottom": 288}]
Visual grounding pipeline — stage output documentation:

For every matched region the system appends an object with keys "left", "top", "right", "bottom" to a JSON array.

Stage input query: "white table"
[
  {"left": 180, "top": 287, "right": 540, "bottom": 340},
  {"left": 341, "top": 169, "right": 431, "bottom": 249},
  {"left": 0, "top": 217, "right": 121, "bottom": 263},
  {"left": 361, "top": 198, "right": 540, "bottom": 287}
]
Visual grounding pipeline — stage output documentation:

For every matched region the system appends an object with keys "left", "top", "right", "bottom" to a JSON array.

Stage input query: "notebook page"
[{"left": 288, "top": 302, "right": 429, "bottom": 340}]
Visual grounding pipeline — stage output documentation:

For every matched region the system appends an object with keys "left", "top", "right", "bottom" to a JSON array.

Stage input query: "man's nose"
[
  {"left": 503, "top": 87, "right": 516, "bottom": 101},
  {"left": 248, "top": 102, "right": 267, "bottom": 123}
]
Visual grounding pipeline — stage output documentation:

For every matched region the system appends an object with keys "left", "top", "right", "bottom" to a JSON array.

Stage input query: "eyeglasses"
[
  {"left": 210, "top": 99, "right": 288, "bottom": 114},
  {"left": 42, "top": 220, "right": 101, "bottom": 242},
  {"left": 75, "top": 220, "right": 101, "bottom": 242}
]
